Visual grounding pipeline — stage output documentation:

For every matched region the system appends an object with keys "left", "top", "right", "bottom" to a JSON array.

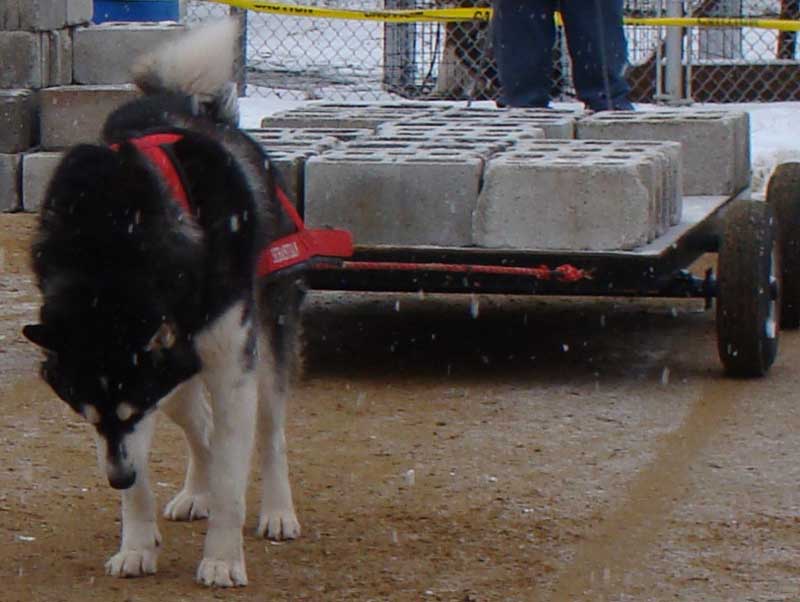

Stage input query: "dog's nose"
[{"left": 108, "top": 470, "right": 137, "bottom": 490}]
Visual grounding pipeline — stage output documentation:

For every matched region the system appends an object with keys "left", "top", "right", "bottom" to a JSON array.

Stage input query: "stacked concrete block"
[
  {"left": 473, "top": 140, "right": 682, "bottom": 251},
  {"left": 305, "top": 140, "right": 487, "bottom": 246},
  {"left": 377, "top": 119, "right": 545, "bottom": 147},
  {"left": 39, "top": 85, "right": 139, "bottom": 149},
  {"left": 576, "top": 109, "right": 750, "bottom": 196},
  {"left": 261, "top": 102, "right": 446, "bottom": 130},
  {"left": 73, "top": 22, "right": 184, "bottom": 84},
  {"left": 0, "top": 153, "right": 21, "bottom": 211},
  {"left": 439, "top": 106, "right": 580, "bottom": 139},
  {"left": 247, "top": 128, "right": 350, "bottom": 207},
  {"left": 1, "top": 0, "right": 92, "bottom": 31},
  {"left": 22, "top": 151, "right": 64, "bottom": 212},
  {"left": 0, "top": 90, "right": 37, "bottom": 153}
]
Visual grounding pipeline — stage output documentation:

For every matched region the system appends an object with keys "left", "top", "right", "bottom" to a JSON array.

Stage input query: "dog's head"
[
  {"left": 24, "top": 305, "right": 200, "bottom": 488},
  {"left": 24, "top": 143, "right": 203, "bottom": 489}
]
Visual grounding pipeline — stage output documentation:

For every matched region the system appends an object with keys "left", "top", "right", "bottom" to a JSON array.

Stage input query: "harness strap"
[
  {"left": 110, "top": 134, "right": 191, "bottom": 214},
  {"left": 111, "top": 132, "right": 353, "bottom": 279}
]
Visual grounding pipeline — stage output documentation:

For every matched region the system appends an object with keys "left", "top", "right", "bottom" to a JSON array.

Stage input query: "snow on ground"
[{"left": 240, "top": 96, "right": 800, "bottom": 197}]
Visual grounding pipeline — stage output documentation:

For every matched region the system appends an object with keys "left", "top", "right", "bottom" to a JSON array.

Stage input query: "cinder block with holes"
[
  {"left": 376, "top": 120, "right": 545, "bottom": 146},
  {"left": 576, "top": 109, "right": 749, "bottom": 195},
  {"left": 0, "top": 152, "right": 21, "bottom": 211},
  {"left": 305, "top": 140, "right": 488, "bottom": 246},
  {"left": 0, "top": 90, "right": 36, "bottom": 153},
  {"left": 438, "top": 106, "right": 580, "bottom": 139},
  {"left": 39, "top": 85, "right": 139, "bottom": 149},
  {"left": 73, "top": 22, "right": 185, "bottom": 84},
  {"left": 474, "top": 140, "right": 680, "bottom": 250},
  {"left": 22, "top": 151, "right": 63, "bottom": 212},
  {"left": 247, "top": 129, "right": 345, "bottom": 209},
  {"left": 1, "top": 0, "right": 91, "bottom": 31},
  {"left": 261, "top": 103, "right": 445, "bottom": 130}
]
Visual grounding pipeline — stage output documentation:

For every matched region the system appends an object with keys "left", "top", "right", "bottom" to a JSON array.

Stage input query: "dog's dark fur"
[{"left": 23, "top": 20, "right": 304, "bottom": 587}]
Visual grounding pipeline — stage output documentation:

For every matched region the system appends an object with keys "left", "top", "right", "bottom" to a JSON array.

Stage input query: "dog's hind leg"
[
  {"left": 104, "top": 413, "right": 162, "bottom": 577},
  {"left": 160, "top": 377, "right": 212, "bottom": 521},
  {"left": 194, "top": 301, "right": 257, "bottom": 587},
  {"left": 256, "top": 281, "right": 302, "bottom": 541}
]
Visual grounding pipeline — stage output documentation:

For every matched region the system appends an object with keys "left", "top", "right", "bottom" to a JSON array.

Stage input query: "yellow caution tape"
[
  {"left": 216, "top": 0, "right": 491, "bottom": 22},
  {"left": 212, "top": 0, "right": 800, "bottom": 31}
]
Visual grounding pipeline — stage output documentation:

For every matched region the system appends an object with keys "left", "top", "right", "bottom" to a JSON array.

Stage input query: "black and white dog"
[{"left": 23, "top": 20, "right": 303, "bottom": 587}]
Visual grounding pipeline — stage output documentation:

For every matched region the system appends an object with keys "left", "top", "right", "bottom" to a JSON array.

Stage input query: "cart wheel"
[
  {"left": 766, "top": 162, "right": 800, "bottom": 329},
  {"left": 716, "top": 200, "right": 779, "bottom": 377}
]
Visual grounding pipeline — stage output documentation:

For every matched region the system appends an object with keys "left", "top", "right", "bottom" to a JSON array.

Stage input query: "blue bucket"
[{"left": 93, "top": 0, "right": 179, "bottom": 23}]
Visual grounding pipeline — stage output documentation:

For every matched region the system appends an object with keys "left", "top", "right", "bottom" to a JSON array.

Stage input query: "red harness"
[{"left": 111, "top": 133, "right": 353, "bottom": 278}]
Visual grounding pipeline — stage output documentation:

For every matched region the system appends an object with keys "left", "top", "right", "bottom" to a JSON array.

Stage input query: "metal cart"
[{"left": 306, "top": 167, "right": 800, "bottom": 377}]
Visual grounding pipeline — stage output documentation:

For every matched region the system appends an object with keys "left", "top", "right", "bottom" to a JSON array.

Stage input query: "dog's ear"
[{"left": 22, "top": 324, "right": 60, "bottom": 352}]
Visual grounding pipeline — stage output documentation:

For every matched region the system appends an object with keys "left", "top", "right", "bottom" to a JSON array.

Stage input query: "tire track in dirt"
[{"left": 548, "top": 373, "right": 754, "bottom": 601}]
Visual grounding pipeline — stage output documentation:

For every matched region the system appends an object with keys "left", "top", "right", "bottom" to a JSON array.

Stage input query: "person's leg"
[
  {"left": 559, "top": 0, "right": 632, "bottom": 110},
  {"left": 491, "top": 0, "right": 557, "bottom": 107}
]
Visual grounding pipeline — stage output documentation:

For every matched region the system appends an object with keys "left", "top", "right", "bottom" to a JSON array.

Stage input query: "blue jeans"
[{"left": 491, "top": 0, "right": 632, "bottom": 110}]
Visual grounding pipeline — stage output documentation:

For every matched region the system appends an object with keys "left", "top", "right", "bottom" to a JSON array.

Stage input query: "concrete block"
[
  {"left": 261, "top": 102, "right": 445, "bottom": 130},
  {"left": 576, "top": 109, "right": 750, "bottom": 196},
  {"left": 39, "top": 85, "right": 139, "bottom": 149},
  {"left": 22, "top": 151, "right": 63, "bottom": 212},
  {"left": 73, "top": 22, "right": 184, "bottom": 84},
  {"left": 0, "top": 0, "right": 88, "bottom": 31},
  {"left": 438, "top": 106, "right": 579, "bottom": 139},
  {"left": 0, "top": 153, "right": 21, "bottom": 211},
  {"left": 66, "top": 0, "right": 92, "bottom": 25},
  {"left": 0, "top": 31, "right": 42, "bottom": 88},
  {"left": 0, "top": 90, "right": 36, "bottom": 153},
  {"left": 305, "top": 141, "right": 484, "bottom": 246},
  {"left": 376, "top": 120, "right": 545, "bottom": 146},
  {"left": 247, "top": 127, "right": 371, "bottom": 144},
  {"left": 0, "top": 0, "right": 21, "bottom": 29},
  {"left": 41, "top": 28, "right": 73, "bottom": 87},
  {"left": 474, "top": 141, "right": 672, "bottom": 251}
]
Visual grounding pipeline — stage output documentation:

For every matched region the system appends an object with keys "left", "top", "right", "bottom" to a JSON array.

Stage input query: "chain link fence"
[{"left": 186, "top": 0, "right": 800, "bottom": 103}]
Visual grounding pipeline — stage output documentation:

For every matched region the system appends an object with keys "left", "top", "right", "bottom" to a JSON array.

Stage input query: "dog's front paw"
[
  {"left": 105, "top": 548, "right": 159, "bottom": 578},
  {"left": 196, "top": 558, "right": 248, "bottom": 587},
  {"left": 105, "top": 522, "right": 161, "bottom": 578},
  {"left": 164, "top": 489, "right": 210, "bottom": 521},
  {"left": 256, "top": 509, "right": 301, "bottom": 541}
]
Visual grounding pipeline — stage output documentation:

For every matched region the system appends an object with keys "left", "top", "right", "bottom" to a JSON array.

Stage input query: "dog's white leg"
[
  {"left": 194, "top": 302, "right": 256, "bottom": 588},
  {"left": 256, "top": 337, "right": 300, "bottom": 540},
  {"left": 160, "top": 377, "right": 212, "bottom": 521},
  {"left": 104, "top": 413, "right": 162, "bottom": 578}
]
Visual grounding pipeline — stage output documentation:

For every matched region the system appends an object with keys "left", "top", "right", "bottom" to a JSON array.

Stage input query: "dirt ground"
[{"left": 2, "top": 212, "right": 800, "bottom": 602}]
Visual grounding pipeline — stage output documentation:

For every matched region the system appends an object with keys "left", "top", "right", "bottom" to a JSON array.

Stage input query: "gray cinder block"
[
  {"left": 261, "top": 102, "right": 444, "bottom": 130},
  {"left": 439, "top": 106, "right": 579, "bottom": 139},
  {"left": 39, "top": 85, "right": 139, "bottom": 149},
  {"left": 0, "top": 29, "right": 73, "bottom": 88},
  {"left": 41, "top": 28, "right": 73, "bottom": 86},
  {"left": 73, "top": 22, "right": 184, "bottom": 85},
  {"left": 305, "top": 141, "right": 484, "bottom": 246},
  {"left": 0, "top": 153, "right": 21, "bottom": 211},
  {"left": 0, "top": 0, "right": 90, "bottom": 31},
  {"left": 22, "top": 151, "right": 64, "bottom": 212},
  {"left": 0, "top": 90, "right": 36, "bottom": 153},
  {"left": 0, "top": 31, "right": 42, "bottom": 88},
  {"left": 474, "top": 141, "right": 679, "bottom": 251},
  {"left": 576, "top": 109, "right": 750, "bottom": 196}
]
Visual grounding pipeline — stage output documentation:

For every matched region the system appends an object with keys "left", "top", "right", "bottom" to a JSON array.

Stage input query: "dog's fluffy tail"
[{"left": 131, "top": 18, "right": 240, "bottom": 124}]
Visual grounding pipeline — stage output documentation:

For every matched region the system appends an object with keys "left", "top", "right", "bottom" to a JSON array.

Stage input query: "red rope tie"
[{"left": 554, "top": 264, "right": 590, "bottom": 282}]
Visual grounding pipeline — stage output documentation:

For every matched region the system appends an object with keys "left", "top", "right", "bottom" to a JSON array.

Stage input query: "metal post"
[
  {"left": 383, "top": 0, "right": 417, "bottom": 95},
  {"left": 663, "top": 0, "right": 684, "bottom": 103},
  {"left": 230, "top": 7, "right": 248, "bottom": 97}
]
